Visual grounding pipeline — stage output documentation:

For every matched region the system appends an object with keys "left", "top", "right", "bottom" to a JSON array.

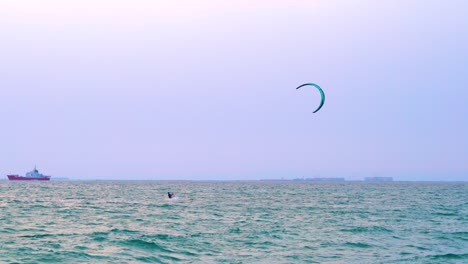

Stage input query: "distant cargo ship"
[{"left": 7, "top": 167, "right": 51, "bottom": 181}]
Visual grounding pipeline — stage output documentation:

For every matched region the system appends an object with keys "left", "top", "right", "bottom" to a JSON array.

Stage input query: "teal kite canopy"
[{"left": 296, "top": 83, "right": 325, "bottom": 113}]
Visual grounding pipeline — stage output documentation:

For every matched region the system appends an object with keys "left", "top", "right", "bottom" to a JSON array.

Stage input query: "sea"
[{"left": 0, "top": 181, "right": 466, "bottom": 263}]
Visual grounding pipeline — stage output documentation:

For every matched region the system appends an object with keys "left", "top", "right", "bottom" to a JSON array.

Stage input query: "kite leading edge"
[{"left": 296, "top": 83, "right": 325, "bottom": 113}]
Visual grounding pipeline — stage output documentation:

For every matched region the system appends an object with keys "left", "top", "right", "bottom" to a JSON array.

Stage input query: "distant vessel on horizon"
[{"left": 7, "top": 167, "right": 51, "bottom": 181}]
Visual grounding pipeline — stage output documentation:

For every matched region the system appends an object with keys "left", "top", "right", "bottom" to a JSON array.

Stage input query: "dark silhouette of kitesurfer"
[{"left": 168, "top": 192, "right": 175, "bottom": 199}]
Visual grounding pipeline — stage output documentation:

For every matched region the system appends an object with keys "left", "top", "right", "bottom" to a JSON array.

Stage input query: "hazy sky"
[{"left": 1, "top": 1, "right": 467, "bottom": 180}]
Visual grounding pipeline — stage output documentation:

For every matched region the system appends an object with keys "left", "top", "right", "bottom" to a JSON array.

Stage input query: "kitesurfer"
[{"left": 168, "top": 192, "right": 175, "bottom": 199}]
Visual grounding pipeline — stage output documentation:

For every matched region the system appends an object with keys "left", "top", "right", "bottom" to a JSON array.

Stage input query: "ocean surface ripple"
[{"left": 0, "top": 181, "right": 467, "bottom": 263}]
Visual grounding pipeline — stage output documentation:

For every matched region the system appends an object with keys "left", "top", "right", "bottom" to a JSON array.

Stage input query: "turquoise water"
[{"left": 0, "top": 181, "right": 467, "bottom": 263}]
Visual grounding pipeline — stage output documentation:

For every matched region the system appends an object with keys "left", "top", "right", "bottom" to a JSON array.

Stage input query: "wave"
[
  {"left": 19, "top": 234, "right": 54, "bottom": 238},
  {"left": 429, "top": 253, "right": 468, "bottom": 260},
  {"left": 121, "top": 239, "right": 174, "bottom": 253},
  {"left": 340, "top": 226, "right": 392, "bottom": 233},
  {"left": 343, "top": 242, "right": 372, "bottom": 248}
]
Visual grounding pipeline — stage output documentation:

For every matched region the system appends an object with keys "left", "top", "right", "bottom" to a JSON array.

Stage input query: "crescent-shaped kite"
[{"left": 296, "top": 83, "right": 325, "bottom": 113}]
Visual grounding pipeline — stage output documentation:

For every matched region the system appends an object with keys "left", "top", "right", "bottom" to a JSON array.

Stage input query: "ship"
[{"left": 7, "top": 167, "right": 51, "bottom": 181}]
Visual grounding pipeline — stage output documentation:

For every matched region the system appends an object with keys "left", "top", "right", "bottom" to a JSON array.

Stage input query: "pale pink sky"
[{"left": 0, "top": 1, "right": 467, "bottom": 180}]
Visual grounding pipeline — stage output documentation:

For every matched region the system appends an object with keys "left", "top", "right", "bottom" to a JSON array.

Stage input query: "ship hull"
[{"left": 7, "top": 175, "right": 50, "bottom": 181}]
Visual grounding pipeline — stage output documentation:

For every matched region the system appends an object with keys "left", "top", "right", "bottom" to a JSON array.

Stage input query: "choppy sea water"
[{"left": 0, "top": 181, "right": 466, "bottom": 263}]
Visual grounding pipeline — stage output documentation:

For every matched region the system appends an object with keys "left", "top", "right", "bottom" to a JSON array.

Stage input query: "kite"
[{"left": 296, "top": 83, "right": 325, "bottom": 113}]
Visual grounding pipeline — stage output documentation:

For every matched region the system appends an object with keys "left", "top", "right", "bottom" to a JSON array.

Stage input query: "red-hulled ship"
[{"left": 7, "top": 167, "right": 51, "bottom": 181}]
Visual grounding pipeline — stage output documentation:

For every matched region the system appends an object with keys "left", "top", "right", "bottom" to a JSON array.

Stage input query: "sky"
[{"left": 0, "top": 0, "right": 467, "bottom": 180}]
